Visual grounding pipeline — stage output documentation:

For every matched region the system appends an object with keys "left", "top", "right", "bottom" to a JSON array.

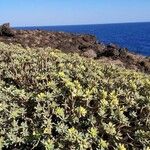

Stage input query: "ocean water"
[{"left": 16, "top": 22, "right": 150, "bottom": 56}]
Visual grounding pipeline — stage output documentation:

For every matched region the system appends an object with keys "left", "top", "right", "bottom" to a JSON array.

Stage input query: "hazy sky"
[{"left": 0, "top": 0, "right": 150, "bottom": 27}]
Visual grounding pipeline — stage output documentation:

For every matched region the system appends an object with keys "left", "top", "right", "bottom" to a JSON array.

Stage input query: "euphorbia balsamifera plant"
[{"left": 0, "top": 42, "right": 150, "bottom": 150}]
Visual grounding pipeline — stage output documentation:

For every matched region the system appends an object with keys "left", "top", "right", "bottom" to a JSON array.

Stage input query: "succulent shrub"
[{"left": 0, "top": 42, "right": 150, "bottom": 150}]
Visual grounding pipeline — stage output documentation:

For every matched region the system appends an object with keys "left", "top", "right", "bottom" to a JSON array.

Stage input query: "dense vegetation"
[{"left": 0, "top": 42, "right": 150, "bottom": 150}]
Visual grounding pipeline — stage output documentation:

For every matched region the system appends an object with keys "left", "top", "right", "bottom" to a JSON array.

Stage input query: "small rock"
[
  {"left": 103, "top": 48, "right": 120, "bottom": 58},
  {"left": 107, "top": 43, "right": 119, "bottom": 49},
  {"left": 119, "top": 48, "right": 128, "bottom": 58},
  {"left": 83, "top": 49, "right": 97, "bottom": 58},
  {"left": 82, "top": 35, "right": 96, "bottom": 43}
]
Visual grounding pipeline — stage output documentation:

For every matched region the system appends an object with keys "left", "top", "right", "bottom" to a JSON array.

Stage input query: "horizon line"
[{"left": 13, "top": 21, "right": 150, "bottom": 28}]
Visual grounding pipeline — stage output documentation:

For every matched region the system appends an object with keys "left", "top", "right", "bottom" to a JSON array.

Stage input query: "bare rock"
[
  {"left": 139, "top": 60, "right": 150, "bottom": 72},
  {"left": 103, "top": 48, "right": 120, "bottom": 58},
  {"left": 83, "top": 49, "right": 97, "bottom": 58},
  {"left": 108, "top": 43, "right": 120, "bottom": 49},
  {"left": 0, "top": 23, "right": 15, "bottom": 37},
  {"left": 119, "top": 48, "right": 128, "bottom": 58}
]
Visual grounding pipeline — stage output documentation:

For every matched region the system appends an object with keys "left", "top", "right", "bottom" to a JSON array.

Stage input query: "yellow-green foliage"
[{"left": 0, "top": 42, "right": 150, "bottom": 149}]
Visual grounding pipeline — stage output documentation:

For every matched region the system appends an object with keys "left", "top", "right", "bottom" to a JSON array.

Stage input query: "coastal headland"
[{"left": 0, "top": 23, "right": 150, "bottom": 73}]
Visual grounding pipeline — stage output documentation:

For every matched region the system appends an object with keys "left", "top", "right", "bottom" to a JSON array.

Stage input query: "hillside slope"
[
  {"left": 0, "top": 23, "right": 150, "bottom": 74},
  {"left": 0, "top": 42, "right": 150, "bottom": 150}
]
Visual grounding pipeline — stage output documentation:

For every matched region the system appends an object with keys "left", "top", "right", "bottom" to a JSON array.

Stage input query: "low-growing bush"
[{"left": 0, "top": 42, "right": 150, "bottom": 150}]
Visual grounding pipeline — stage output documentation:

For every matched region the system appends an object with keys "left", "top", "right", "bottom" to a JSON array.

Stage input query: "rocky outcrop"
[
  {"left": 0, "top": 23, "right": 150, "bottom": 73},
  {"left": 0, "top": 23, "right": 15, "bottom": 37},
  {"left": 82, "top": 49, "right": 97, "bottom": 58}
]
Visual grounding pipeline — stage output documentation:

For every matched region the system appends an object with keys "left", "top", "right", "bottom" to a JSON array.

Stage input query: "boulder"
[
  {"left": 0, "top": 25, "right": 2, "bottom": 36},
  {"left": 103, "top": 47, "right": 120, "bottom": 58},
  {"left": 82, "top": 35, "right": 97, "bottom": 43},
  {"left": 96, "top": 44, "right": 106, "bottom": 57},
  {"left": 107, "top": 43, "right": 119, "bottom": 49},
  {"left": 139, "top": 60, "right": 150, "bottom": 72},
  {"left": 0, "top": 23, "right": 15, "bottom": 37},
  {"left": 82, "top": 49, "right": 97, "bottom": 58},
  {"left": 119, "top": 48, "right": 128, "bottom": 58}
]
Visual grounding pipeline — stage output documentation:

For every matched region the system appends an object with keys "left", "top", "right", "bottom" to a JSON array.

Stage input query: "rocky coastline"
[{"left": 0, "top": 23, "right": 150, "bottom": 73}]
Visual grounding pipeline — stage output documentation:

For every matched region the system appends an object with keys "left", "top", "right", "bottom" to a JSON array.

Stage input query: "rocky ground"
[{"left": 0, "top": 23, "right": 150, "bottom": 73}]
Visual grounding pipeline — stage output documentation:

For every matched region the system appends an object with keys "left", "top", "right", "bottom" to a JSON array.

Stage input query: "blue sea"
[{"left": 17, "top": 22, "right": 150, "bottom": 56}]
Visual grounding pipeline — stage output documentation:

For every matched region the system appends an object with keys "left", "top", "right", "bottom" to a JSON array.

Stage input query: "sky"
[{"left": 0, "top": 0, "right": 150, "bottom": 27}]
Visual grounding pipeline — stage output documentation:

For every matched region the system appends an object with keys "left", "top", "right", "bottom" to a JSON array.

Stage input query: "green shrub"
[{"left": 0, "top": 42, "right": 150, "bottom": 150}]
